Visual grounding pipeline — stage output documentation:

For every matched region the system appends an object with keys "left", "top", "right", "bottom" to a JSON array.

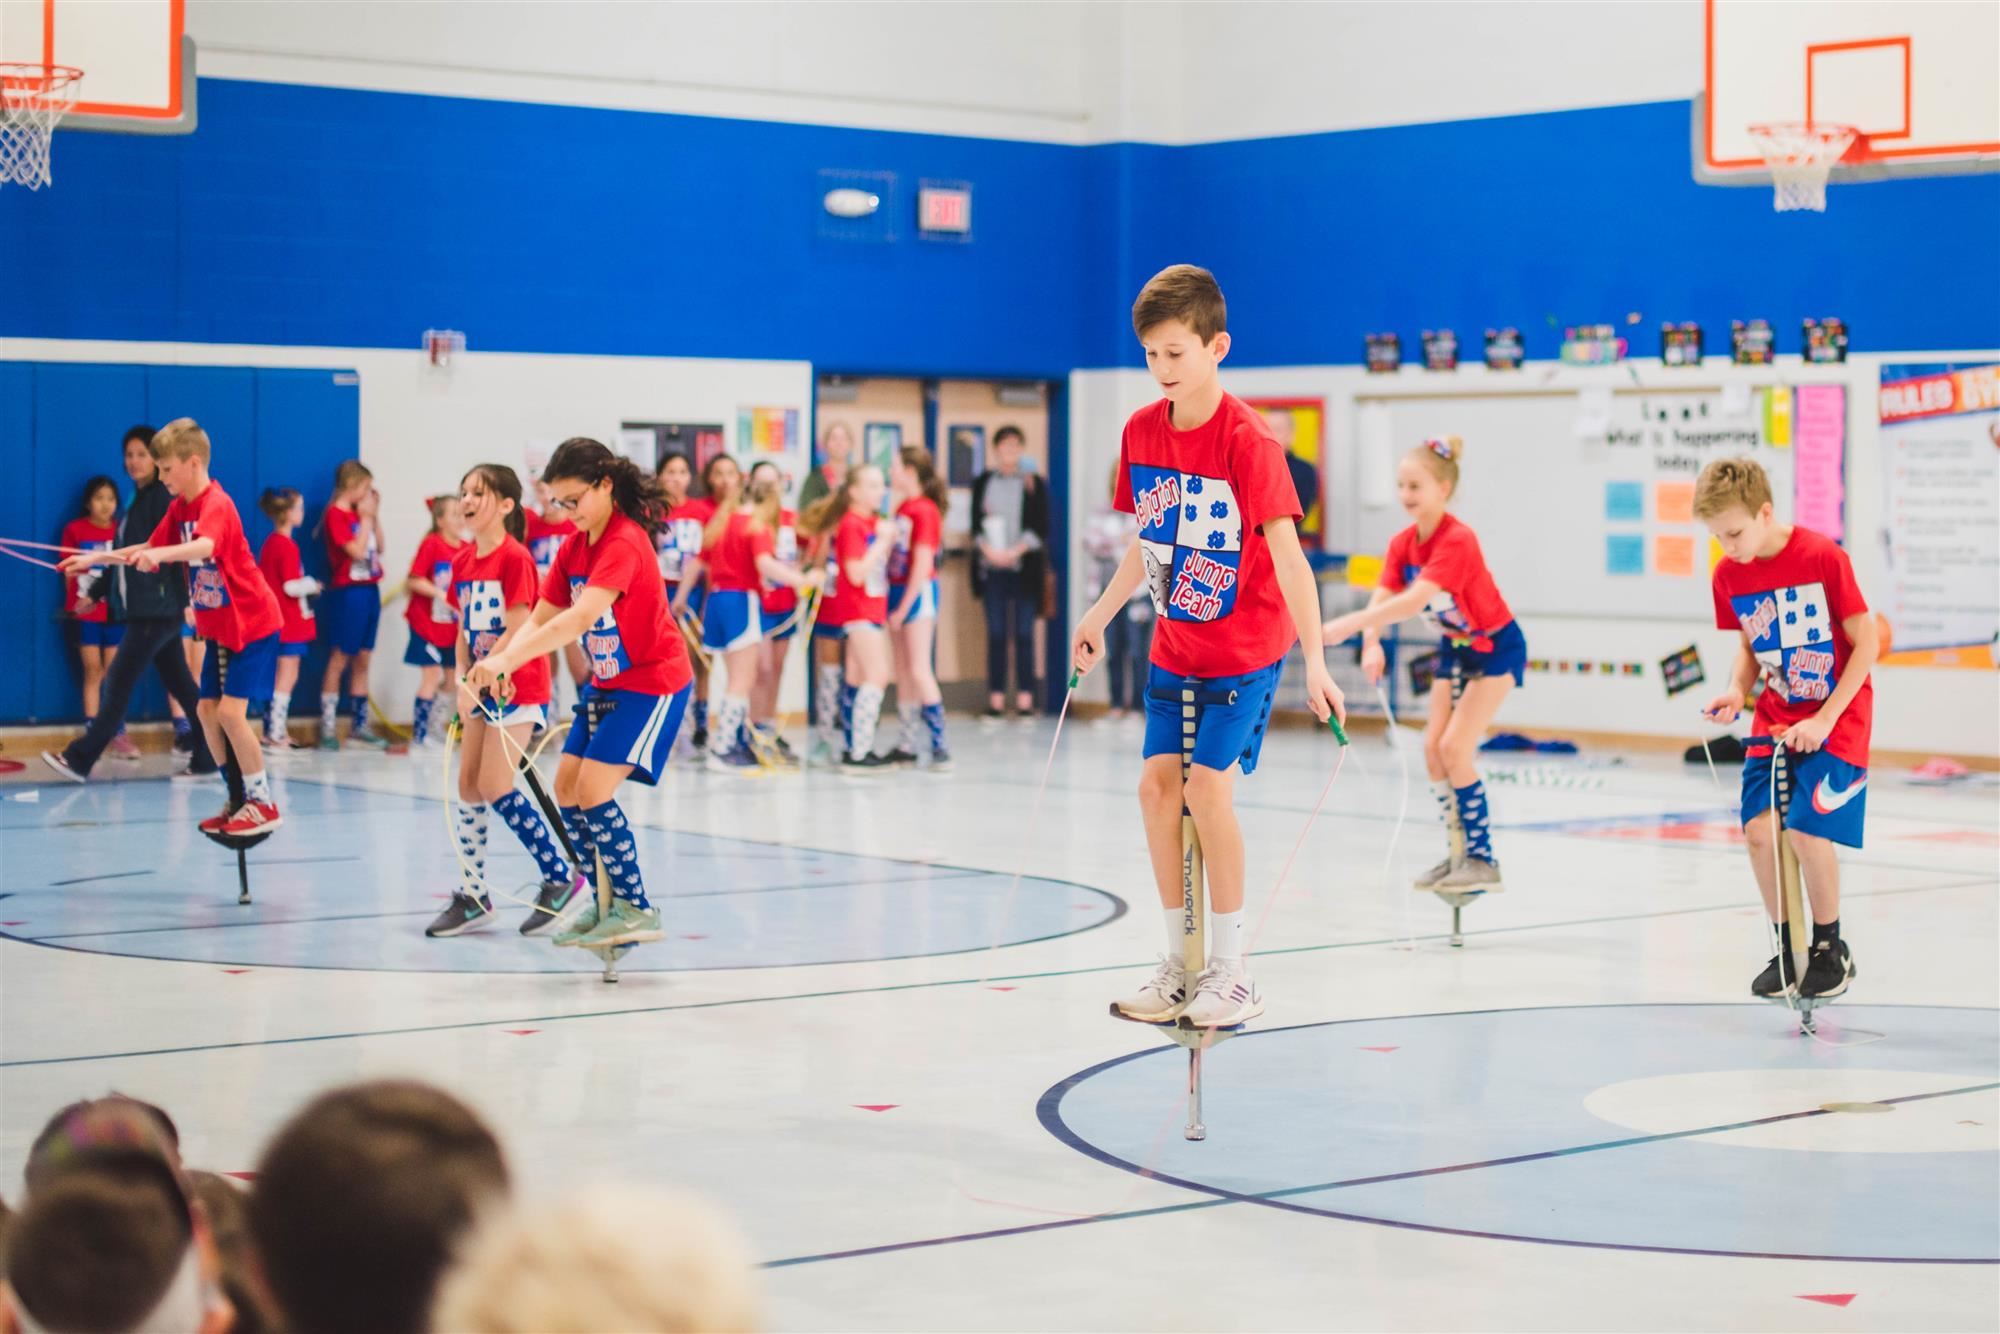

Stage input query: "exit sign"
[{"left": 917, "top": 183, "right": 972, "bottom": 237}]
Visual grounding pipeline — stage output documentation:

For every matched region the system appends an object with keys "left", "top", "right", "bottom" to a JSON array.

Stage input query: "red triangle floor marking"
[
  {"left": 1, "top": 921, "right": 27, "bottom": 927},
  {"left": 853, "top": 1104, "right": 899, "bottom": 1112},
  {"left": 1361, "top": 1045, "right": 1399, "bottom": 1053},
  {"left": 221, "top": 969, "right": 251, "bottom": 975},
  {"left": 223, "top": 1171, "right": 257, "bottom": 1182},
  {"left": 504, "top": 1029, "right": 539, "bottom": 1036},
  {"left": 1798, "top": 1294, "right": 1856, "bottom": 1308},
  {"left": 987, "top": 986, "right": 1018, "bottom": 992}
]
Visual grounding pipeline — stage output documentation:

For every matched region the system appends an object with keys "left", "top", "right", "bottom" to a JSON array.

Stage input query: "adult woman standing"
[
  {"left": 969, "top": 425, "right": 1051, "bottom": 717},
  {"left": 41, "top": 427, "right": 216, "bottom": 782},
  {"left": 796, "top": 421, "right": 854, "bottom": 513}
]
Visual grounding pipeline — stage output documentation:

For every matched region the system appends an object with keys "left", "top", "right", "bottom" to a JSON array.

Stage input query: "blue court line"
[
  {"left": 50, "top": 869, "right": 154, "bottom": 887},
  {"left": 21, "top": 870, "right": 992, "bottom": 942},
  {"left": 762, "top": 1073, "right": 1999, "bottom": 1269}
]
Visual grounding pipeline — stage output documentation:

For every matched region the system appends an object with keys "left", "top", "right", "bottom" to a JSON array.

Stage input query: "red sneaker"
[
  {"left": 198, "top": 803, "right": 238, "bottom": 834},
  {"left": 220, "top": 801, "right": 283, "bottom": 837}
]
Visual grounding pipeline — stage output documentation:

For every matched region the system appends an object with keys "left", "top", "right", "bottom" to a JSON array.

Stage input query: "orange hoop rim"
[
  {"left": 0, "top": 62, "right": 83, "bottom": 100},
  {"left": 1747, "top": 121, "right": 1868, "bottom": 166}
]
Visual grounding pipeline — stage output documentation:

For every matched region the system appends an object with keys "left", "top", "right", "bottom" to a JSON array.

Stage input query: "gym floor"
[{"left": 2, "top": 719, "right": 1995, "bottom": 1331}]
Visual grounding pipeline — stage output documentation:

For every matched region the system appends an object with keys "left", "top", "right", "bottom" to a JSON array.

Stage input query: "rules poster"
[{"left": 1878, "top": 363, "right": 2000, "bottom": 658}]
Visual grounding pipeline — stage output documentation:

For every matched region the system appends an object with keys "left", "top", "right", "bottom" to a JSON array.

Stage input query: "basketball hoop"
[
  {"left": 1748, "top": 122, "right": 1861, "bottom": 212},
  {"left": 0, "top": 63, "right": 82, "bottom": 190}
]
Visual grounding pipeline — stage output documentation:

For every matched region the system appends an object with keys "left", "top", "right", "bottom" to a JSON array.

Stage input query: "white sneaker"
[
  {"left": 1180, "top": 960, "right": 1264, "bottom": 1029},
  {"left": 1111, "top": 957, "right": 1189, "bottom": 1023}
]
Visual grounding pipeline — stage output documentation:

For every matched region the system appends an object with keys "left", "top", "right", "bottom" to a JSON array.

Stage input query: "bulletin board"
[{"left": 1352, "top": 383, "right": 1842, "bottom": 620}]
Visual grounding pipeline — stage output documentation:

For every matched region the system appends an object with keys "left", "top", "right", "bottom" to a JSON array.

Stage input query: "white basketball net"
[
  {"left": 1749, "top": 122, "right": 1857, "bottom": 213},
  {"left": 0, "top": 64, "right": 82, "bottom": 190}
]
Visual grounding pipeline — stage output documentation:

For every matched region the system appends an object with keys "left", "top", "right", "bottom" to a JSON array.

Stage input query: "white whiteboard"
[{"left": 1352, "top": 385, "right": 1814, "bottom": 621}]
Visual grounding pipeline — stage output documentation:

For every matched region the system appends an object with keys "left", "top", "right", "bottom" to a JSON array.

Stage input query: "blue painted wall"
[
  {"left": 2, "top": 83, "right": 1994, "bottom": 374},
  {"left": 0, "top": 363, "right": 358, "bottom": 726}
]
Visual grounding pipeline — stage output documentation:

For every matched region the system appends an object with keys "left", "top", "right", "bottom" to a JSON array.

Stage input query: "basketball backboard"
[
  {"left": 1697, "top": 0, "right": 1998, "bottom": 185},
  {"left": 0, "top": 0, "right": 195, "bottom": 134}
]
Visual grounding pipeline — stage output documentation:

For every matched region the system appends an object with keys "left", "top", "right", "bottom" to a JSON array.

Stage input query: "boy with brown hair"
[
  {"left": 1697, "top": 456, "right": 1877, "bottom": 1000},
  {"left": 1074, "top": 264, "right": 1345, "bottom": 1029},
  {"left": 63, "top": 418, "right": 286, "bottom": 837}
]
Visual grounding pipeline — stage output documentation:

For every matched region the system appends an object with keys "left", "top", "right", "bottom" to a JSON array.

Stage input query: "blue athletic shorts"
[
  {"left": 701, "top": 589, "right": 762, "bottom": 652},
  {"left": 1444, "top": 619, "right": 1527, "bottom": 688},
  {"left": 1141, "top": 658, "right": 1284, "bottom": 776},
  {"left": 278, "top": 639, "right": 311, "bottom": 658},
  {"left": 201, "top": 632, "right": 280, "bottom": 702},
  {"left": 77, "top": 621, "right": 124, "bottom": 648},
  {"left": 1741, "top": 738, "right": 1867, "bottom": 849},
  {"left": 760, "top": 602, "right": 800, "bottom": 640},
  {"left": 322, "top": 584, "right": 382, "bottom": 656},
  {"left": 403, "top": 631, "right": 451, "bottom": 668},
  {"left": 888, "top": 580, "right": 938, "bottom": 623},
  {"left": 562, "top": 684, "right": 690, "bottom": 787}
]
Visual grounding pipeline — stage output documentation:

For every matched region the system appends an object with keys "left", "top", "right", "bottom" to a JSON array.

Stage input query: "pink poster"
[{"left": 1792, "top": 383, "right": 1846, "bottom": 542}]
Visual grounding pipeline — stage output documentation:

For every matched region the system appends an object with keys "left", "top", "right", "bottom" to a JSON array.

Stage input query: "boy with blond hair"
[
  {"left": 1074, "top": 264, "right": 1344, "bottom": 1028},
  {"left": 64, "top": 418, "right": 286, "bottom": 836},
  {"left": 1697, "top": 456, "right": 1877, "bottom": 1000}
]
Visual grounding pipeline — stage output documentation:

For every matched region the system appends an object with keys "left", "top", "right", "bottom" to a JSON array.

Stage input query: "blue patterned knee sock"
[
  {"left": 1454, "top": 780, "right": 1494, "bottom": 862},
  {"left": 492, "top": 789, "right": 572, "bottom": 885},
  {"left": 558, "top": 804, "right": 596, "bottom": 884},
  {"left": 922, "top": 702, "right": 948, "bottom": 752},
  {"left": 581, "top": 800, "right": 648, "bottom": 908},
  {"left": 411, "top": 696, "right": 433, "bottom": 745}
]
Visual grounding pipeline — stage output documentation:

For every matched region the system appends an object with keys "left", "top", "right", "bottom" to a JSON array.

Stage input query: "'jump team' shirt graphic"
[
  {"left": 1115, "top": 392, "right": 1301, "bottom": 678},
  {"left": 1711, "top": 524, "right": 1874, "bottom": 768}
]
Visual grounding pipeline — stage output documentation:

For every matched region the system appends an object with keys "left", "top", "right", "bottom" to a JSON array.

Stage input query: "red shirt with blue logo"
[
  {"left": 61, "top": 519, "right": 118, "bottom": 621},
  {"left": 450, "top": 536, "right": 551, "bottom": 707},
  {"left": 1712, "top": 524, "right": 1873, "bottom": 768},
  {"left": 323, "top": 504, "right": 383, "bottom": 588},
  {"left": 150, "top": 481, "right": 282, "bottom": 651},
  {"left": 658, "top": 499, "right": 715, "bottom": 588},
  {"left": 540, "top": 512, "right": 691, "bottom": 696},
  {"left": 821, "top": 510, "right": 889, "bottom": 627},
  {"left": 1379, "top": 512, "right": 1514, "bottom": 645},
  {"left": 405, "top": 532, "right": 464, "bottom": 648},
  {"left": 524, "top": 509, "right": 575, "bottom": 581},
  {"left": 761, "top": 508, "right": 800, "bottom": 616},
  {"left": 1115, "top": 393, "right": 1302, "bottom": 678},
  {"left": 257, "top": 532, "right": 317, "bottom": 645},
  {"left": 888, "top": 496, "right": 942, "bottom": 589}
]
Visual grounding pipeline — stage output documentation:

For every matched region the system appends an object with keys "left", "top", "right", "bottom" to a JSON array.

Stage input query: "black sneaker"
[
  {"left": 518, "top": 878, "right": 580, "bottom": 936},
  {"left": 1799, "top": 939, "right": 1856, "bottom": 999},
  {"left": 1750, "top": 951, "right": 1799, "bottom": 998},
  {"left": 883, "top": 748, "right": 920, "bottom": 767},
  {"left": 929, "top": 746, "right": 954, "bottom": 773},
  {"left": 425, "top": 893, "right": 498, "bottom": 938},
  {"left": 773, "top": 735, "right": 797, "bottom": 761},
  {"left": 981, "top": 707, "right": 1005, "bottom": 722},
  {"left": 691, "top": 726, "right": 708, "bottom": 752},
  {"left": 840, "top": 752, "right": 893, "bottom": 775}
]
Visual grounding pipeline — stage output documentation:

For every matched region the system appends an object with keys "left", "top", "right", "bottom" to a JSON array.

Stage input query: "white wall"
[
  {"left": 185, "top": 0, "right": 1708, "bottom": 146},
  {"left": 1, "top": 336, "right": 813, "bottom": 721},
  {"left": 1069, "top": 352, "right": 2000, "bottom": 760}
]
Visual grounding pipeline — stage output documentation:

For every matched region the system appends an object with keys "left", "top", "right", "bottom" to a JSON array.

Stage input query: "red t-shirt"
[
  {"left": 539, "top": 512, "right": 692, "bottom": 696},
  {"left": 524, "top": 509, "right": 574, "bottom": 580},
  {"left": 656, "top": 499, "right": 710, "bottom": 586},
  {"left": 257, "top": 532, "right": 317, "bottom": 644},
  {"left": 404, "top": 532, "right": 464, "bottom": 647},
  {"left": 150, "top": 481, "right": 282, "bottom": 651},
  {"left": 762, "top": 508, "right": 800, "bottom": 616},
  {"left": 61, "top": 519, "right": 118, "bottom": 621},
  {"left": 887, "top": 496, "right": 942, "bottom": 588},
  {"left": 1712, "top": 525, "right": 1874, "bottom": 767},
  {"left": 1115, "top": 393, "right": 1302, "bottom": 677},
  {"left": 703, "top": 510, "right": 774, "bottom": 593},
  {"left": 821, "top": 511, "right": 889, "bottom": 626},
  {"left": 450, "top": 537, "right": 551, "bottom": 707},
  {"left": 1379, "top": 512, "right": 1514, "bottom": 643},
  {"left": 324, "top": 505, "right": 383, "bottom": 588}
]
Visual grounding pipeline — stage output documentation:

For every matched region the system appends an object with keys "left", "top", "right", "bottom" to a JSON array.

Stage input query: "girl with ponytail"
[
  {"left": 1320, "top": 435, "right": 1525, "bottom": 896},
  {"left": 465, "top": 438, "right": 692, "bottom": 951},
  {"left": 883, "top": 446, "right": 952, "bottom": 769}
]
